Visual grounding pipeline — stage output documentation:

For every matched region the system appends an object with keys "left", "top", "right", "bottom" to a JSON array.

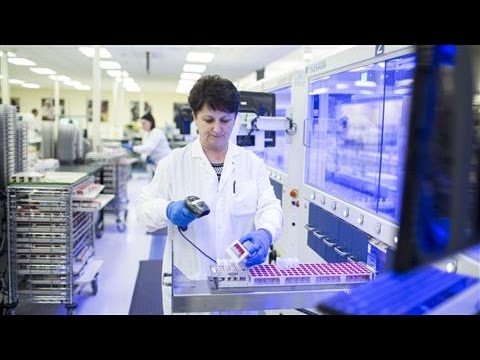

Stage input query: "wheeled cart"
[
  {"left": 86, "top": 151, "right": 135, "bottom": 232},
  {"left": 6, "top": 172, "right": 113, "bottom": 314}
]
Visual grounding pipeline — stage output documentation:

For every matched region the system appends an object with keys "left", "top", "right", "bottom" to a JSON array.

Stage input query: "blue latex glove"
[
  {"left": 146, "top": 156, "right": 155, "bottom": 166},
  {"left": 166, "top": 200, "right": 196, "bottom": 228},
  {"left": 239, "top": 229, "right": 272, "bottom": 267},
  {"left": 122, "top": 143, "right": 133, "bottom": 151}
]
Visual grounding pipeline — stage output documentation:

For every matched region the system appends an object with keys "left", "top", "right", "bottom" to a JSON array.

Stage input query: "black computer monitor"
[
  {"left": 238, "top": 91, "right": 277, "bottom": 148},
  {"left": 394, "top": 45, "right": 480, "bottom": 272},
  {"left": 239, "top": 91, "right": 276, "bottom": 116}
]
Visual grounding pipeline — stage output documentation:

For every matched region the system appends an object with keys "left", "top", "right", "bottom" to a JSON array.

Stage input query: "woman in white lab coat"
[
  {"left": 135, "top": 75, "right": 284, "bottom": 314},
  {"left": 123, "top": 113, "right": 171, "bottom": 167}
]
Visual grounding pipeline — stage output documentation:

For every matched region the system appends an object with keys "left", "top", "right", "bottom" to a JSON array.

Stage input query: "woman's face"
[
  {"left": 141, "top": 119, "right": 152, "bottom": 131},
  {"left": 194, "top": 104, "right": 236, "bottom": 152}
]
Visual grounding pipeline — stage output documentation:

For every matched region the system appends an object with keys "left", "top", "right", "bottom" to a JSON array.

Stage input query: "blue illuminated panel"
[
  {"left": 305, "top": 53, "right": 416, "bottom": 222},
  {"left": 378, "top": 54, "right": 415, "bottom": 222},
  {"left": 263, "top": 86, "right": 291, "bottom": 172}
]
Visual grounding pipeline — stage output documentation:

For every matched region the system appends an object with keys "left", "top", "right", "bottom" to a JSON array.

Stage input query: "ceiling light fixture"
[
  {"left": 79, "top": 47, "right": 112, "bottom": 58},
  {"left": 49, "top": 75, "right": 71, "bottom": 82},
  {"left": 186, "top": 52, "right": 215, "bottom": 63},
  {"left": 122, "top": 77, "right": 136, "bottom": 84},
  {"left": 0, "top": 51, "right": 16, "bottom": 57},
  {"left": 64, "top": 80, "right": 82, "bottom": 87},
  {"left": 125, "top": 85, "right": 141, "bottom": 92},
  {"left": 30, "top": 68, "right": 56, "bottom": 75},
  {"left": 7, "top": 57, "right": 36, "bottom": 66},
  {"left": 183, "top": 64, "right": 207, "bottom": 73},
  {"left": 9, "top": 79, "right": 25, "bottom": 85},
  {"left": 106, "top": 70, "right": 129, "bottom": 78},
  {"left": 99, "top": 61, "right": 121, "bottom": 70}
]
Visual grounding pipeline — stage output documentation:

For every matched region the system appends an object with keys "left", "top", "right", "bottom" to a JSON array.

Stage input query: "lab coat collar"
[
  {"left": 192, "top": 138, "right": 206, "bottom": 158},
  {"left": 191, "top": 138, "right": 241, "bottom": 160},
  {"left": 191, "top": 138, "right": 241, "bottom": 194}
]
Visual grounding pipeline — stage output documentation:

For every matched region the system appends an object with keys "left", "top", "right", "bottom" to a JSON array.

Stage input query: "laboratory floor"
[{"left": 13, "top": 170, "right": 167, "bottom": 315}]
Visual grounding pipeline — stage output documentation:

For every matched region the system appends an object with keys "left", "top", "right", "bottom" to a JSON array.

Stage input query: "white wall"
[
  {"left": 10, "top": 86, "right": 188, "bottom": 128},
  {"left": 128, "top": 91, "right": 188, "bottom": 128}
]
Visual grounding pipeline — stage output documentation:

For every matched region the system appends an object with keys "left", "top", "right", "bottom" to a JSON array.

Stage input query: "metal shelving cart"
[
  {"left": 6, "top": 171, "right": 112, "bottom": 315},
  {"left": 0, "top": 105, "right": 16, "bottom": 191},
  {"left": 58, "top": 164, "right": 105, "bottom": 239},
  {"left": 86, "top": 151, "right": 135, "bottom": 232},
  {"left": 15, "top": 120, "right": 28, "bottom": 173},
  {"left": 1, "top": 105, "right": 18, "bottom": 314}
]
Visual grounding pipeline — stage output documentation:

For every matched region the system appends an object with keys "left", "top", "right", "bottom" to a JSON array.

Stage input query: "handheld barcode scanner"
[{"left": 179, "top": 195, "right": 210, "bottom": 231}]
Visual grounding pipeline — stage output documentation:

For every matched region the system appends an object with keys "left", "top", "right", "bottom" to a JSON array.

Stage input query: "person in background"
[
  {"left": 20, "top": 108, "right": 41, "bottom": 141},
  {"left": 122, "top": 113, "right": 171, "bottom": 172},
  {"left": 135, "top": 75, "right": 284, "bottom": 314},
  {"left": 31, "top": 108, "right": 41, "bottom": 133}
]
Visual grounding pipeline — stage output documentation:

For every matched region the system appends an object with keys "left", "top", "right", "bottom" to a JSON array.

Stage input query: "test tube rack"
[{"left": 211, "top": 260, "right": 373, "bottom": 289}]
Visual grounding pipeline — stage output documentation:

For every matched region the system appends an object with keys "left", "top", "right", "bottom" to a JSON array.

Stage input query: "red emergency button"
[{"left": 290, "top": 189, "right": 299, "bottom": 198}]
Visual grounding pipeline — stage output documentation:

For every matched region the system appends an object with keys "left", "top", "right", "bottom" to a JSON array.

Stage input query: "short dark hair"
[
  {"left": 141, "top": 112, "right": 155, "bottom": 129},
  {"left": 188, "top": 75, "right": 240, "bottom": 116},
  {"left": 32, "top": 108, "right": 38, "bottom": 115}
]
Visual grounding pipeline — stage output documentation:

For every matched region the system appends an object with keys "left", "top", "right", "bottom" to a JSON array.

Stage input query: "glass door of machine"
[{"left": 305, "top": 53, "right": 416, "bottom": 222}]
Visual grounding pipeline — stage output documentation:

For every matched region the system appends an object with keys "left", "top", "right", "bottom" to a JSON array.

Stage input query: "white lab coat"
[
  {"left": 20, "top": 113, "right": 41, "bottom": 141},
  {"left": 133, "top": 127, "right": 171, "bottom": 165},
  {"left": 135, "top": 138, "right": 284, "bottom": 313}
]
